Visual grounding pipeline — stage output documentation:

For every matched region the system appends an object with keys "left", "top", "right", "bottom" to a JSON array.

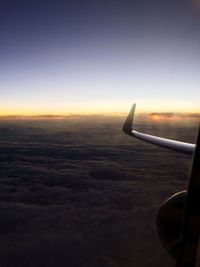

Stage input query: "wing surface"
[{"left": 123, "top": 103, "right": 195, "bottom": 155}]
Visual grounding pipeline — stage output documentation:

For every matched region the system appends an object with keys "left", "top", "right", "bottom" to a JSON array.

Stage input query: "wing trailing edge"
[{"left": 123, "top": 103, "right": 196, "bottom": 155}]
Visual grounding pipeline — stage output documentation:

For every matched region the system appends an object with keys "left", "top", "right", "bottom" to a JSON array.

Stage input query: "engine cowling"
[{"left": 156, "top": 191, "right": 187, "bottom": 259}]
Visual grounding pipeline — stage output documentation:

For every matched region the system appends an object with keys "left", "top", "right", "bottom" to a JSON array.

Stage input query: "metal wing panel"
[
  {"left": 131, "top": 130, "right": 195, "bottom": 155},
  {"left": 123, "top": 103, "right": 195, "bottom": 155}
]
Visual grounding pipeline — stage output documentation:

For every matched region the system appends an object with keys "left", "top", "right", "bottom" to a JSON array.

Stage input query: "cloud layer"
[{"left": 0, "top": 116, "right": 197, "bottom": 266}]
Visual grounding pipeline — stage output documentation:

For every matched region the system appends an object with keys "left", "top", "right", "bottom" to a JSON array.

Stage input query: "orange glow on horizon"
[
  {"left": 0, "top": 99, "right": 199, "bottom": 117},
  {"left": 151, "top": 114, "right": 161, "bottom": 121},
  {"left": 148, "top": 110, "right": 200, "bottom": 123}
]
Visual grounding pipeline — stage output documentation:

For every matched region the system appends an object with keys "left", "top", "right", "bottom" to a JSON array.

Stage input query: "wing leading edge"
[{"left": 123, "top": 103, "right": 196, "bottom": 155}]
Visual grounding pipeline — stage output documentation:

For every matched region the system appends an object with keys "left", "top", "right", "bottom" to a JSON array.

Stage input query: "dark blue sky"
[{"left": 0, "top": 0, "right": 200, "bottom": 114}]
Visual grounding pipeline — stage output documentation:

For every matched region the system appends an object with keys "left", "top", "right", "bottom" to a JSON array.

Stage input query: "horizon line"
[{"left": 0, "top": 111, "right": 199, "bottom": 120}]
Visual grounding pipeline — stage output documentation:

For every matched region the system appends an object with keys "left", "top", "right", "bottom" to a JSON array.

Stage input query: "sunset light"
[
  {"left": 0, "top": 99, "right": 199, "bottom": 117},
  {"left": 1, "top": 0, "right": 200, "bottom": 116},
  {"left": 0, "top": 1, "right": 200, "bottom": 266}
]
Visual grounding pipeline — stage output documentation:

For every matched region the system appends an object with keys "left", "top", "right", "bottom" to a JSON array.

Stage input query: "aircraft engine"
[{"left": 156, "top": 191, "right": 186, "bottom": 259}]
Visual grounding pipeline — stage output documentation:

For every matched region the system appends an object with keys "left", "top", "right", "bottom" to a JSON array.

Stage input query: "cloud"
[
  {"left": 148, "top": 112, "right": 200, "bottom": 124},
  {"left": 0, "top": 117, "right": 194, "bottom": 266}
]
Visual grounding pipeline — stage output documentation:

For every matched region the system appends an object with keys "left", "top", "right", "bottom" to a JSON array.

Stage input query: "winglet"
[{"left": 122, "top": 103, "right": 136, "bottom": 136}]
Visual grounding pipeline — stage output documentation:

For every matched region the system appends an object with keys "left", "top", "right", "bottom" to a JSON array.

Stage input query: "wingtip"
[{"left": 122, "top": 103, "right": 136, "bottom": 136}]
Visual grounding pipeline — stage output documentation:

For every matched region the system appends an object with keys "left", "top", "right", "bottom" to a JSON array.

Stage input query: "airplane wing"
[
  {"left": 123, "top": 103, "right": 200, "bottom": 266},
  {"left": 123, "top": 103, "right": 196, "bottom": 155}
]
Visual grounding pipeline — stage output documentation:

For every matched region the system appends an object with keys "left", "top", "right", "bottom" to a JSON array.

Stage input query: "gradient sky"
[{"left": 0, "top": 0, "right": 200, "bottom": 115}]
